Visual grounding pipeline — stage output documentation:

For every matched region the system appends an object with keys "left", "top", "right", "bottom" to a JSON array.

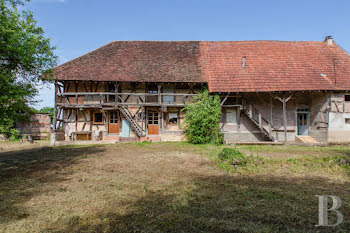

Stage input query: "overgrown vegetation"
[
  {"left": 218, "top": 147, "right": 247, "bottom": 165},
  {"left": 0, "top": 0, "right": 57, "bottom": 138},
  {"left": 182, "top": 89, "right": 222, "bottom": 144}
]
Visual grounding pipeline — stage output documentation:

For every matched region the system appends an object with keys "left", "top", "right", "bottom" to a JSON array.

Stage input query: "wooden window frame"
[
  {"left": 109, "top": 111, "right": 119, "bottom": 124},
  {"left": 168, "top": 112, "right": 179, "bottom": 126},
  {"left": 93, "top": 111, "right": 104, "bottom": 125},
  {"left": 345, "top": 95, "right": 350, "bottom": 102}
]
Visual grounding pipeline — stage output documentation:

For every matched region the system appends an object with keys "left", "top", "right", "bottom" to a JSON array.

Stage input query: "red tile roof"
[
  {"left": 201, "top": 41, "right": 350, "bottom": 92},
  {"left": 53, "top": 40, "right": 350, "bottom": 92},
  {"left": 53, "top": 41, "right": 203, "bottom": 83}
]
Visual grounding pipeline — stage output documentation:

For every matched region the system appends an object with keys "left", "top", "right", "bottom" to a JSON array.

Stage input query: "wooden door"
[
  {"left": 297, "top": 113, "right": 309, "bottom": 136},
  {"left": 121, "top": 120, "right": 130, "bottom": 137},
  {"left": 148, "top": 111, "right": 159, "bottom": 135},
  {"left": 108, "top": 112, "right": 119, "bottom": 134}
]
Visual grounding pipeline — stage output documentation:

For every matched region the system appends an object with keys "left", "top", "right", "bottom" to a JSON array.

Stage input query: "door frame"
[
  {"left": 108, "top": 111, "right": 120, "bottom": 134},
  {"left": 296, "top": 107, "right": 310, "bottom": 136},
  {"left": 147, "top": 110, "right": 159, "bottom": 135}
]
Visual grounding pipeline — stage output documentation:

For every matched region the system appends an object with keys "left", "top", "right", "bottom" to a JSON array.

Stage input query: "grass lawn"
[{"left": 0, "top": 141, "right": 350, "bottom": 232}]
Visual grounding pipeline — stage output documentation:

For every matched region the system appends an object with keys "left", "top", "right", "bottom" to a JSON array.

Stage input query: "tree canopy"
[{"left": 0, "top": 0, "right": 57, "bottom": 136}]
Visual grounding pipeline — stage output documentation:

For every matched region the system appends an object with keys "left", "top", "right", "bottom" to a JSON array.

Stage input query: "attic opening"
[{"left": 242, "top": 56, "right": 246, "bottom": 68}]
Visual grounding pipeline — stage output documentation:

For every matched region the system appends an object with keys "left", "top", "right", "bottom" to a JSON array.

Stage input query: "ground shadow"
[
  {"left": 0, "top": 145, "right": 106, "bottom": 224},
  {"left": 52, "top": 174, "right": 350, "bottom": 233}
]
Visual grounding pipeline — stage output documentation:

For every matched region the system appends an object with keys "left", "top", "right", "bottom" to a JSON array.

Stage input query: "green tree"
[
  {"left": 39, "top": 107, "right": 54, "bottom": 123},
  {"left": 182, "top": 89, "right": 222, "bottom": 144},
  {"left": 0, "top": 0, "right": 57, "bottom": 137}
]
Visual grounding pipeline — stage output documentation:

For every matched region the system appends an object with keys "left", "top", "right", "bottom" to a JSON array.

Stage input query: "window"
[
  {"left": 163, "top": 85, "right": 175, "bottom": 104},
  {"left": 137, "top": 112, "right": 146, "bottom": 122},
  {"left": 109, "top": 112, "right": 118, "bottom": 124},
  {"left": 226, "top": 110, "right": 237, "bottom": 124},
  {"left": 147, "top": 84, "right": 158, "bottom": 103},
  {"left": 168, "top": 113, "right": 178, "bottom": 125},
  {"left": 345, "top": 118, "right": 350, "bottom": 124},
  {"left": 345, "top": 95, "right": 350, "bottom": 102},
  {"left": 148, "top": 112, "right": 158, "bottom": 125},
  {"left": 93, "top": 112, "right": 104, "bottom": 124}
]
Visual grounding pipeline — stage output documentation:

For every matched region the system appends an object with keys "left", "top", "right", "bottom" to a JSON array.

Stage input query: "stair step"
[
  {"left": 241, "top": 105, "right": 275, "bottom": 142},
  {"left": 295, "top": 136, "right": 318, "bottom": 144}
]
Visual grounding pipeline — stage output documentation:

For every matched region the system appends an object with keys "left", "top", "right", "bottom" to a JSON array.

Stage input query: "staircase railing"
[
  {"left": 241, "top": 99, "right": 277, "bottom": 141},
  {"left": 118, "top": 106, "right": 144, "bottom": 137}
]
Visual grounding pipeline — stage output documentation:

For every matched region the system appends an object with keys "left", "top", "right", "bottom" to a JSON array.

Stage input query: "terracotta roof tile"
[
  {"left": 200, "top": 41, "right": 350, "bottom": 92},
  {"left": 53, "top": 41, "right": 203, "bottom": 83},
  {"left": 53, "top": 40, "right": 350, "bottom": 92}
]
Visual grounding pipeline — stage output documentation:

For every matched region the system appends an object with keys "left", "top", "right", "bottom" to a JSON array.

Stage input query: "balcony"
[{"left": 57, "top": 92, "right": 198, "bottom": 108}]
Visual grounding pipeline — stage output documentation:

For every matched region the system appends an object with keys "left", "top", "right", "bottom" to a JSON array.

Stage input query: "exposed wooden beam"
[{"left": 221, "top": 94, "right": 230, "bottom": 106}]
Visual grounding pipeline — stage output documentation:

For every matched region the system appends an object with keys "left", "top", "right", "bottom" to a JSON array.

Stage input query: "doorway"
[
  {"left": 108, "top": 111, "right": 119, "bottom": 134},
  {"left": 148, "top": 111, "right": 159, "bottom": 135},
  {"left": 297, "top": 111, "right": 309, "bottom": 136}
]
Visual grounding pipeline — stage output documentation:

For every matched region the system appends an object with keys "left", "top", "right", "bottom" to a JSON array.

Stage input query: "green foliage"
[
  {"left": 39, "top": 107, "right": 54, "bottom": 123},
  {"left": 182, "top": 89, "right": 222, "bottom": 144},
  {"left": 0, "top": 119, "right": 14, "bottom": 138},
  {"left": 218, "top": 148, "right": 247, "bottom": 166},
  {"left": 9, "top": 128, "right": 20, "bottom": 141},
  {"left": 0, "top": 0, "right": 57, "bottom": 135}
]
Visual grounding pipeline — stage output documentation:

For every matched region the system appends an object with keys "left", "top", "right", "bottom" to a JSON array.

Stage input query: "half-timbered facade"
[{"left": 51, "top": 37, "right": 350, "bottom": 144}]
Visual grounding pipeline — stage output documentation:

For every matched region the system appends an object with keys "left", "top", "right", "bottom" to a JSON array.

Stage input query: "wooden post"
[
  {"left": 258, "top": 113, "right": 262, "bottom": 128},
  {"left": 75, "top": 109, "right": 78, "bottom": 132},
  {"left": 270, "top": 94, "right": 275, "bottom": 140},
  {"left": 75, "top": 81, "right": 78, "bottom": 104},
  {"left": 249, "top": 104, "right": 253, "bottom": 118},
  {"left": 115, "top": 83, "right": 119, "bottom": 104},
  {"left": 282, "top": 94, "right": 287, "bottom": 142},
  {"left": 273, "top": 92, "right": 293, "bottom": 143},
  {"left": 158, "top": 84, "right": 162, "bottom": 104},
  {"left": 50, "top": 81, "right": 58, "bottom": 146}
]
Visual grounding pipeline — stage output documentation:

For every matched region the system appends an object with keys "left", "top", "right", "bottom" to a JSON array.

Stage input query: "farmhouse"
[{"left": 51, "top": 37, "right": 350, "bottom": 144}]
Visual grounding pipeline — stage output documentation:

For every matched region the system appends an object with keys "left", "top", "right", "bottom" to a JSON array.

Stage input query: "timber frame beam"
[{"left": 272, "top": 92, "right": 294, "bottom": 142}]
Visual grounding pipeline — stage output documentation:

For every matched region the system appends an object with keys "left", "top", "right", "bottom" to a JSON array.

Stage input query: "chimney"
[{"left": 325, "top": 36, "right": 333, "bottom": 45}]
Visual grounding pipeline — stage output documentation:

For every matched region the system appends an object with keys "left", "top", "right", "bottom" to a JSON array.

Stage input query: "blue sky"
[{"left": 27, "top": 0, "right": 350, "bottom": 109}]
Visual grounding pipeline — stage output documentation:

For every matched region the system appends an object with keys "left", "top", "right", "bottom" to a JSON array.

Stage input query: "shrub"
[
  {"left": 182, "top": 89, "right": 222, "bottom": 144},
  {"left": 218, "top": 148, "right": 247, "bottom": 166},
  {"left": 9, "top": 129, "right": 21, "bottom": 141}
]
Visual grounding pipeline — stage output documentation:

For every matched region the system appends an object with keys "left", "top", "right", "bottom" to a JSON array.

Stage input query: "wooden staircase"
[
  {"left": 241, "top": 100, "right": 277, "bottom": 142},
  {"left": 118, "top": 106, "right": 145, "bottom": 137}
]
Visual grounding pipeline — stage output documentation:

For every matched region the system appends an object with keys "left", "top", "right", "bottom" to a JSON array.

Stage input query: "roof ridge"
[{"left": 108, "top": 40, "right": 324, "bottom": 43}]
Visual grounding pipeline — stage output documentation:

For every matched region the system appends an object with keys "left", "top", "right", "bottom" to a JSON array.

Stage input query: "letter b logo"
[{"left": 315, "top": 195, "right": 343, "bottom": 227}]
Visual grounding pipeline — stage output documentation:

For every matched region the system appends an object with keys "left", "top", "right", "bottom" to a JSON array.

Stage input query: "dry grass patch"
[{"left": 0, "top": 142, "right": 349, "bottom": 232}]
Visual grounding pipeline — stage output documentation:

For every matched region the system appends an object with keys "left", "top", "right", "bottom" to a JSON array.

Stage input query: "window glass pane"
[
  {"left": 114, "top": 113, "right": 118, "bottom": 123},
  {"left": 148, "top": 120, "right": 152, "bottom": 125},
  {"left": 226, "top": 110, "right": 237, "bottom": 124},
  {"left": 94, "top": 113, "right": 103, "bottom": 123},
  {"left": 169, "top": 113, "right": 178, "bottom": 125},
  {"left": 154, "top": 120, "right": 158, "bottom": 124},
  {"left": 163, "top": 95, "right": 174, "bottom": 104},
  {"left": 345, "top": 95, "right": 350, "bottom": 101}
]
